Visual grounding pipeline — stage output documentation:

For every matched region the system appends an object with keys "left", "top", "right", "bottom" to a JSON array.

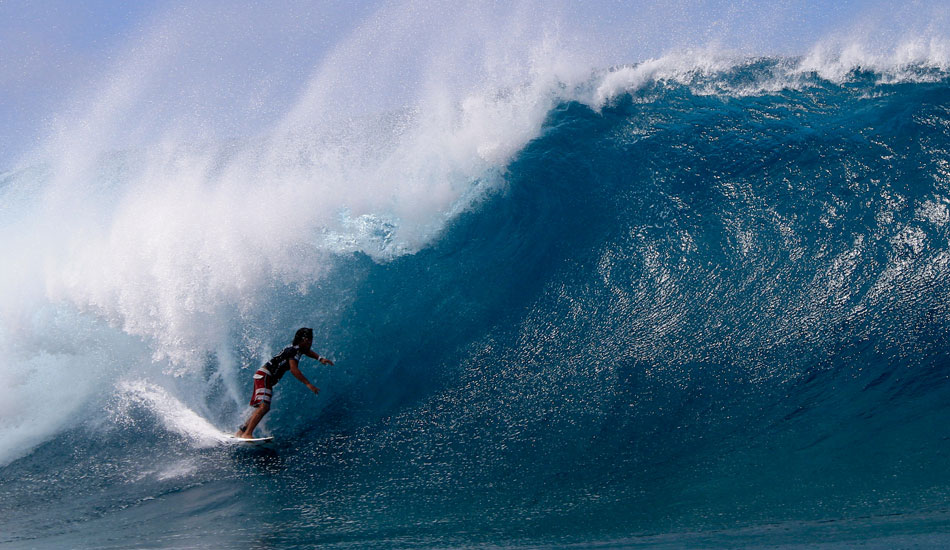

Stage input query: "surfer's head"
[{"left": 294, "top": 327, "right": 314, "bottom": 347}]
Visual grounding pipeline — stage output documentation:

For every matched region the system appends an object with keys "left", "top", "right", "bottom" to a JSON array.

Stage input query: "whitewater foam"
[{"left": 114, "top": 379, "right": 231, "bottom": 446}]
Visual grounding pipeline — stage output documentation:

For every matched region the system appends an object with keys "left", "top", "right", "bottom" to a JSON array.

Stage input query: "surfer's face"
[{"left": 300, "top": 336, "right": 313, "bottom": 349}]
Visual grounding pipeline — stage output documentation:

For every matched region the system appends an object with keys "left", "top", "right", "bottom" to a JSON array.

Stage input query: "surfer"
[{"left": 235, "top": 327, "right": 335, "bottom": 439}]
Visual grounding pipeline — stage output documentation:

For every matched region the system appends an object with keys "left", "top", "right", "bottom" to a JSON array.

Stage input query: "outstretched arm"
[
  {"left": 288, "top": 358, "right": 320, "bottom": 395},
  {"left": 305, "top": 349, "right": 334, "bottom": 366}
]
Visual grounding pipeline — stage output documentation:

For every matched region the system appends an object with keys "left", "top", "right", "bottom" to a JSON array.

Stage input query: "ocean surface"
[{"left": 3, "top": 6, "right": 950, "bottom": 548}]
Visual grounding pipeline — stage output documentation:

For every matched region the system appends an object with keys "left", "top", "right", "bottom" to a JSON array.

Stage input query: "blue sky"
[
  {"left": 0, "top": 0, "right": 943, "bottom": 171},
  {"left": 1, "top": 2, "right": 153, "bottom": 161},
  {"left": 1, "top": 0, "right": 377, "bottom": 167}
]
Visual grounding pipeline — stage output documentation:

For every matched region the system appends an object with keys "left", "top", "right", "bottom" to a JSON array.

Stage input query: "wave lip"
[{"left": 586, "top": 42, "right": 950, "bottom": 112}]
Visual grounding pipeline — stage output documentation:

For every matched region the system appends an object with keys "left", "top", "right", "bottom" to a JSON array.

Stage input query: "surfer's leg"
[
  {"left": 237, "top": 370, "right": 274, "bottom": 437},
  {"left": 237, "top": 403, "right": 270, "bottom": 438}
]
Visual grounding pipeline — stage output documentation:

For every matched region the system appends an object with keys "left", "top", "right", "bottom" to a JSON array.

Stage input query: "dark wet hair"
[{"left": 293, "top": 327, "right": 314, "bottom": 345}]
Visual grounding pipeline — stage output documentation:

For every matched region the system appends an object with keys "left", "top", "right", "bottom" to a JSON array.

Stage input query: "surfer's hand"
[
  {"left": 319, "top": 357, "right": 334, "bottom": 366},
  {"left": 307, "top": 383, "right": 320, "bottom": 395}
]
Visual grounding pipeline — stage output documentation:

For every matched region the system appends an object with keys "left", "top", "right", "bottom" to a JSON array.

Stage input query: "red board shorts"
[{"left": 249, "top": 368, "right": 275, "bottom": 407}]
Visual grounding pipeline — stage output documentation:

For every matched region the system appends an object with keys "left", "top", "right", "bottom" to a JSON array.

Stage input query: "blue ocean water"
[{"left": 3, "top": 49, "right": 950, "bottom": 549}]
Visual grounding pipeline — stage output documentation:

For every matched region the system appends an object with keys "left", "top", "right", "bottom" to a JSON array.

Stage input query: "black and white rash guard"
[{"left": 259, "top": 345, "right": 305, "bottom": 382}]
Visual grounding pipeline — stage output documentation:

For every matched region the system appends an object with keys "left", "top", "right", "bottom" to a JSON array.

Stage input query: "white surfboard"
[{"left": 227, "top": 435, "right": 274, "bottom": 446}]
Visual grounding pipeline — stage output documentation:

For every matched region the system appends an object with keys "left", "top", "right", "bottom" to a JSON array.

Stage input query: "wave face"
[{"left": 4, "top": 13, "right": 950, "bottom": 550}]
